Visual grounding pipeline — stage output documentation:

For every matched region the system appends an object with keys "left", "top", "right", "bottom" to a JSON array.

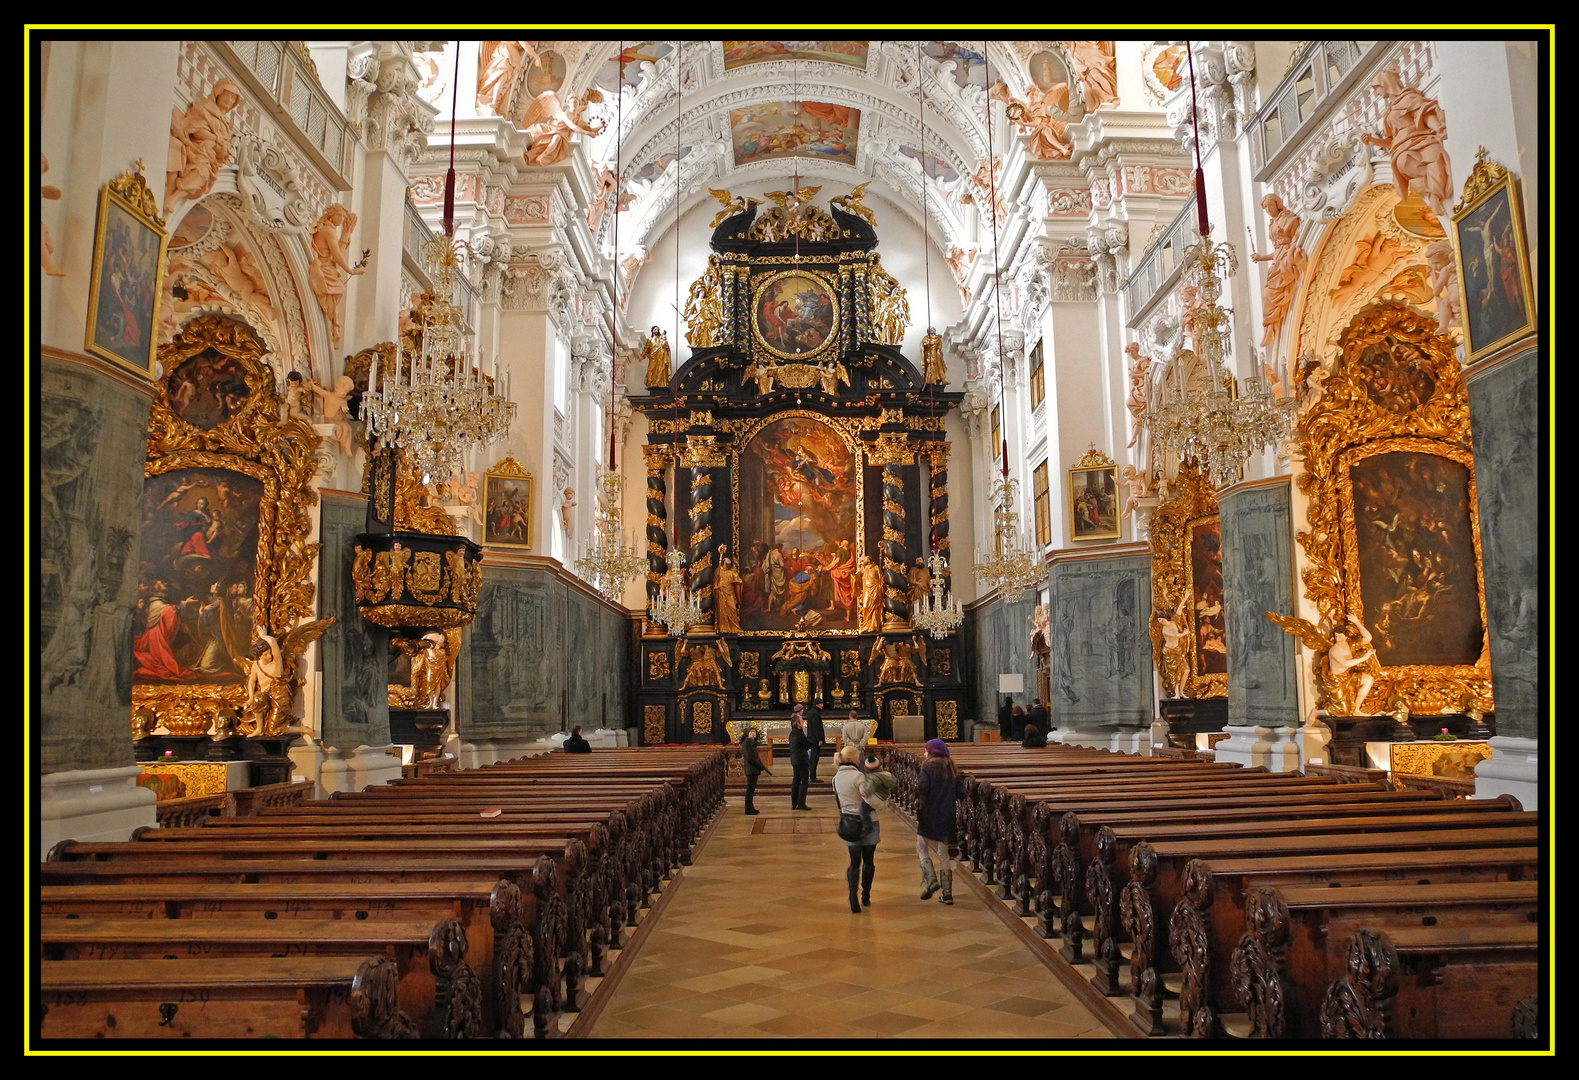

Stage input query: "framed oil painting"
[
  {"left": 85, "top": 168, "right": 169, "bottom": 377},
  {"left": 734, "top": 414, "right": 862, "bottom": 632},
  {"left": 1450, "top": 167, "right": 1534, "bottom": 362},
  {"left": 1186, "top": 517, "right": 1227, "bottom": 676},
  {"left": 1068, "top": 449, "right": 1119, "bottom": 541},
  {"left": 753, "top": 270, "right": 838, "bottom": 360},
  {"left": 482, "top": 454, "right": 533, "bottom": 549}
]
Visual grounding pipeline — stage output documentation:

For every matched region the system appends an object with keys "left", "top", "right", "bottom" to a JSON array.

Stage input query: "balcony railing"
[
  {"left": 1122, "top": 198, "right": 1195, "bottom": 327},
  {"left": 1248, "top": 40, "right": 1383, "bottom": 178},
  {"left": 219, "top": 40, "right": 354, "bottom": 183}
]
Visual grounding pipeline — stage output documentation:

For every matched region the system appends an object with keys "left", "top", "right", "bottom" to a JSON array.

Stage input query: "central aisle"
[{"left": 588, "top": 795, "right": 1116, "bottom": 1041}]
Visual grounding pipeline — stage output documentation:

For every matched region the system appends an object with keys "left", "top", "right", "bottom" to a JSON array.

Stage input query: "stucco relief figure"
[
  {"left": 1267, "top": 612, "right": 1382, "bottom": 716},
  {"left": 714, "top": 557, "right": 743, "bottom": 634},
  {"left": 1424, "top": 240, "right": 1462, "bottom": 334},
  {"left": 945, "top": 246, "right": 975, "bottom": 304},
  {"left": 280, "top": 371, "right": 314, "bottom": 424},
  {"left": 1154, "top": 594, "right": 1191, "bottom": 698},
  {"left": 1029, "top": 603, "right": 1051, "bottom": 658},
  {"left": 308, "top": 204, "right": 365, "bottom": 349},
  {"left": 1124, "top": 342, "right": 1150, "bottom": 447},
  {"left": 680, "top": 640, "right": 730, "bottom": 690},
  {"left": 307, "top": 375, "right": 357, "bottom": 458},
  {"left": 440, "top": 471, "right": 482, "bottom": 525},
  {"left": 205, "top": 241, "right": 275, "bottom": 323},
  {"left": 41, "top": 154, "right": 64, "bottom": 277},
  {"left": 641, "top": 326, "right": 671, "bottom": 388},
  {"left": 858, "top": 555, "right": 884, "bottom": 632},
  {"left": 1296, "top": 357, "right": 1331, "bottom": 413},
  {"left": 991, "top": 80, "right": 1072, "bottom": 160},
  {"left": 1330, "top": 231, "right": 1402, "bottom": 312},
  {"left": 961, "top": 156, "right": 1009, "bottom": 227},
  {"left": 1065, "top": 41, "right": 1118, "bottom": 109},
  {"left": 1250, "top": 195, "right": 1308, "bottom": 349},
  {"left": 921, "top": 329, "right": 947, "bottom": 385},
  {"left": 520, "top": 89, "right": 605, "bottom": 167},
  {"left": 587, "top": 164, "right": 618, "bottom": 230},
  {"left": 477, "top": 40, "right": 538, "bottom": 117},
  {"left": 1361, "top": 71, "right": 1453, "bottom": 220},
  {"left": 870, "top": 635, "right": 925, "bottom": 686},
  {"left": 559, "top": 486, "right": 575, "bottom": 538},
  {"left": 166, "top": 79, "right": 242, "bottom": 210}
]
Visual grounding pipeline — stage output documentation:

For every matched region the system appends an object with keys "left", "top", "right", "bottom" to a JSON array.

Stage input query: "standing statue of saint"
[
  {"left": 921, "top": 329, "right": 947, "bottom": 384},
  {"left": 642, "top": 326, "right": 671, "bottom": 389}
]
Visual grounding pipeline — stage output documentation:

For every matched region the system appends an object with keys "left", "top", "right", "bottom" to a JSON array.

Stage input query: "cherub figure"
[
  {"left": 707, "top": 188, "right": 761, "bottom": 229},
  {"left": 742, "top": 359, "right": 777, "bottom": 396},
  {"left": 560, "top": 486, "right": 576, "bottom": 537},
  {"left": 1119, "top": 464, "right": 1152, "bottom": 519},
  {"left": 307, "top": 374, "right": 357, "bottom": 457},
  {"left": 280, "top": 371, "right": 314, "bottom": 424},
  {"left": 1424, "top": 239, "right": 1462, "bottom": 334}
]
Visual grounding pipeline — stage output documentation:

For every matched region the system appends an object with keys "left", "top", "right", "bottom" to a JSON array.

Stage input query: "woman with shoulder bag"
[{"left": 833, "top": 745, "right": 880, "bottom": 913}]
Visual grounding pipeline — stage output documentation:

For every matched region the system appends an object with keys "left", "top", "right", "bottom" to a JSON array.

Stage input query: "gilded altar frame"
[
  {"left": 1294, "top": 302, "right": 1491, "bottom": 713},
  {"left": 1148, "top": 460, "right": 1226, "bottom": 699},
  {"left": 133, "top": 316, "right": 324, "bottom": 731},
  {"left": 750, "top": 267, "right": 841, "bottom": 364}
]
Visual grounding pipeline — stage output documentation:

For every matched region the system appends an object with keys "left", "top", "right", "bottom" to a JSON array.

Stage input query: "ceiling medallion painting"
[
  {"left": 1281, "top": 302, "right": 1490, "bottom": 715},
  {"left": 753, "top": 270, "right": 838, "bottom": 361},
  {"left": 722, "top": 41, "right": 869, "bottom": 71},
  {"left": 730, "top": 102, "right": 860, "bottom": 167}
]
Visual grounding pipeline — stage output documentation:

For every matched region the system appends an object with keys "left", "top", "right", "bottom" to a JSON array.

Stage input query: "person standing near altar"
[{"left": 805, "top": 701, "right": 826, "bottom": 783}]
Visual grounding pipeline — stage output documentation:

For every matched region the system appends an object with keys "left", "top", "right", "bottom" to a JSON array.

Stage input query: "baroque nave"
[{"left": 32, "top": 37, "right": 1546, "bottom": 1045}]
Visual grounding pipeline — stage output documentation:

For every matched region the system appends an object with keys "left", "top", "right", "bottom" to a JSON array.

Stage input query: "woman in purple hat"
[{"left": 915, "top": 739, "right": 964, "bottom": 904}]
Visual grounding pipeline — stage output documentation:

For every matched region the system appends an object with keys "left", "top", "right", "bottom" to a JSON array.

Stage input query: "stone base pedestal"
[
  {"left": 1212, "top": 724, "right": 1276, "bottom": 770},
  {"left": 1473, "top": 735, "right": 1540, "bottom": 811},
  {"left": 316, "top": 743, "right": 405, "bottom": 795},
  {"left": 1052, "top": 726, "right": 1150, "bottom": 754},
  {"left": 39, "top": 766, "right": 157, "bottom": 856},
  {"left": 443, "top": 735, "right": 556, "bottom": 770}
]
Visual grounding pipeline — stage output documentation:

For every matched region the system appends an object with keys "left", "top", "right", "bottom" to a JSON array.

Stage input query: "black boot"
[
  {"left": 847, "top": 866, "right": 862, "bottom": 913},
  {"left": 860, "top": 863, "right": 875, "bottom": 907}
]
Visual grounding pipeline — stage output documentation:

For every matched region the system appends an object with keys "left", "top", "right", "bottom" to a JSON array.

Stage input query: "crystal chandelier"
[
  {"left": 648, "top": 548, "right": 703, "bottom": 636},
  {"left": 1147, "top": 237, "right": 1296, "bottom": 489},
  {"left": 363, "top": 236, "right": 516, "bottom": 484},
  {"left": 973, "top": 475, "right": 1044, "bottom": 604},
  {"left": 911, "top": 549, "right": 964, "bottom": 639},
  {"left": 574, "top": 468, "right": 647, "bottom": 602}
]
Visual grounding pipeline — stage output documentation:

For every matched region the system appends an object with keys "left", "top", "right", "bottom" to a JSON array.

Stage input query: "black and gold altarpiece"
[{"left": 636, "top": 189, "right": 965, "bottom": 744}]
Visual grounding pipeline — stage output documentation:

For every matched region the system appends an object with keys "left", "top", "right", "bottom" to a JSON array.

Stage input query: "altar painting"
[
  {"left": 754, "top": 271, "right": 837, "bottom": 358},
  {"left": 135, "top": 467, "right": 265, "bottom": 684},
  {"left": 1344, "top": 446, "right": 1484, "bottom": 668},
  {"left": 1187, "top": 518, "right": 1227, "bottom": 675},
  {"left": 164, "top": 348, "right": 253, "bottom": 431},
  {"left": 737, "top": 417, "right": 859, "bottom": 631}
]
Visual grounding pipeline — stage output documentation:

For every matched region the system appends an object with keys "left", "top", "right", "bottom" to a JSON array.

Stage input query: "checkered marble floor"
[{"left": 586, "top": 796, "right": 1115, "bottom": 1042}]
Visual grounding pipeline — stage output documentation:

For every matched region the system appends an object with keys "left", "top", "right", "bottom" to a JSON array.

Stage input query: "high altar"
[{"left": 635, "top": 188, "right": 965, "bottom": 745}]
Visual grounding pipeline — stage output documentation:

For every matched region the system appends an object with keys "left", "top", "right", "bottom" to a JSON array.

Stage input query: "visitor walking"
[
  {"left": 915, "top": 738, "right": 964, "bottom": 904},
  {"left": 833, "top": 745, "right": 879, "bottom": 912}
]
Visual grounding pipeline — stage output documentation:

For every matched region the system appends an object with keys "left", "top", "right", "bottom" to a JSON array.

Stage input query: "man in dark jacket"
[
  {"left": 788, "top": 714, "right": 811, "bottom": 810},
  {"left": 997, "top": 696, "right": 1014, "bottom": 740},
  {"left": 804, "top": 703, "right": 826, "bottom": 782},
  {"left": 1026, "top": 698, "right": 1049, "bottom": 738},
  {"left": 740, "top": 724, "right": 768, "bottom": 815},
  {"left": 563, "top": 726, "right": 592, "bottom": 753}
]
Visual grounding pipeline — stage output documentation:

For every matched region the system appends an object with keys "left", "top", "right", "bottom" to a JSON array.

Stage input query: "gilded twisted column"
[
  {"left": 643, "top": 445, "right": 670, "bottom": 605},
  {"left": 684, "top": 436, "right": 726, "bottom": 628},
  {"left": 928, "top": 442, "right": 950, "bottom": 571},
  {"left": 881, "top": 460, "right": 909, "bottom": 629}
]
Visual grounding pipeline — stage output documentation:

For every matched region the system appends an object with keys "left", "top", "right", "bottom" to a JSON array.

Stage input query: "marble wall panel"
[
  {"left": 1466, "top": 349, "right": 1541, "bottom": 740},
  {"left": 1220, "top": 481, "right": 1299, "bottom": 728},
  {"left": 968, "top": 592, "right": 1039, "bottom": 727},
  {"left": 318, "top": 493, "right": 390, "bottom": 749},
  {"left": 39, "top": 358, "right": 150, "bottom": 773},
  {"left": 1049, "top": 554, "right": 1152, "bottom": 728}
]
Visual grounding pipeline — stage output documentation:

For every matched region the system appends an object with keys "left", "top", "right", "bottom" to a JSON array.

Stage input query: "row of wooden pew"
[
  {"left": 887, "top": 743, "right": 1542, "bottom": 1041},
  {"left": 37, "top": 747, "right": 726, "bottom": 1040}
]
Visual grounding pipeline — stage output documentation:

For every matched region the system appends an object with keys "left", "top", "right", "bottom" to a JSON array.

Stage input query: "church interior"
[{"left": 32, "top": 37, "right": 1546, "bottom": 1044}]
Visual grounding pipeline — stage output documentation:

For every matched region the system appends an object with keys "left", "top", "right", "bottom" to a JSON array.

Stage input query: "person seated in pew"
[
  {"left": 563, "top": 726, "right": 592, "bottom": 754},
  {"left": 1020, "top": 724, "right": 1047, "bottom": 748}
]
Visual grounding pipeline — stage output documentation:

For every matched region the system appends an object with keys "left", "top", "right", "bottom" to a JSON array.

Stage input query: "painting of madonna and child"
[
  {"left": 134, "top": 466, "right": 264, "bottom": 685},
  {"left": 729, "top": 417, "right": 862, "bottom": 632}
]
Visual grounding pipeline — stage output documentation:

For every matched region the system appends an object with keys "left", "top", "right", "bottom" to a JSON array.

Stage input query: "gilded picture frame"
[
  {"left": 1450, "top": 162, "right": 1535, "bottom": 363},
  {"left": 751, "top": 269, "right": 840, "bottom": 363},
  {"left": 85, "top": 165, "right": 168, "bottom": 378},
  {"left": 1147, "top": 460, "right": 1226, "bottom": 699},
  {"left": 482, "top": 454, "right": 534, "bottom": 550},
  {"left": 1067, "top": 448, "right": 1120, "bottom": 541}
]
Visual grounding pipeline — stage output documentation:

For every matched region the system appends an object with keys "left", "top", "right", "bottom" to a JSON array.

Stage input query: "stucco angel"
[
  {"left": 521, "top": 89, "right": 605, "bottom": 167},
  {"left": 1152, "top": 594, "right": 1191, "bottom": 698},
  {"left": 743, "top": 359, "right": 777, "bottom": 396},
  {"left": 991, "top": 80, "right": 1072, "bottom": 160},
  {"left": 1266, "top": 611, "right": 1381, "bottom": 716},
  {"left": 239, "top": 618, "right": 334, "bottom": 736}
]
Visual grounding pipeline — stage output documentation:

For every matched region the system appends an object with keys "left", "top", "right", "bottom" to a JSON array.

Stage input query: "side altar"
[{"left": 634, "top": 187, "right": 965, "bottom": 745}]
